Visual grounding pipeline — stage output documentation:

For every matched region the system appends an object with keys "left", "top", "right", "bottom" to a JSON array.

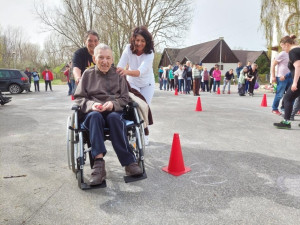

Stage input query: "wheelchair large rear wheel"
[
  {"left": 67, "top": 113, "right": 76, "bottom": 173},
  {"left": 129, "top": 124, "right": 145, "bottom": 172}
]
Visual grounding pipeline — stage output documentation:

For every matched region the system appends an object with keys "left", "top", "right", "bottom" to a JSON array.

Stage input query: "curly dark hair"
[{"left": 130, "top": 26, "right": 154, "bottom": 54}]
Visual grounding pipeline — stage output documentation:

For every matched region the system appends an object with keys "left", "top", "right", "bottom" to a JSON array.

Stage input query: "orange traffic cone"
[
  {"left": 195, "top": 96, "right": 202, "bottom": 111},
  {"left": 175, "top": 88, "right": 178, "bottom": 96},
  {"left": 217, "top": 87, "right": 221, "bottom": 94},
  {"left": 162, "top": 133, "right": 191, "bottom": 176},
  {"left": 71, "top": 95, "right": 75, "bottom": 100},
  {"left": 261, "top": 94, "right": 267, "bottom": 107}
]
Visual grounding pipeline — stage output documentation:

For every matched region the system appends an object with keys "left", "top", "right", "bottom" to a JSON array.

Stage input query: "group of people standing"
[
  {"left": 24, "top": 67, "right": 54, "bottom": 92},
  {"left": 159, "top": 62, "right": 256, "bottom": 96},
  {"left": 237, "top": 62, "right": 259, "bottom": 96}
]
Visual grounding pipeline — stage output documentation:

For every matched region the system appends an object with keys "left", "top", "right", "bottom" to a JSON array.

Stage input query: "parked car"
[{"left": 0, "top": 68, "right": 30, "bottom": 94}]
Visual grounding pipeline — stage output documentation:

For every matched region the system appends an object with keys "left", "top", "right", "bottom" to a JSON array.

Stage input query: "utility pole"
[
  {"left": 12, "top": 52, "right": 16, "bottom": 68},
  {"left": 219, "top": 37, "right": 224, "bottom": 70}
]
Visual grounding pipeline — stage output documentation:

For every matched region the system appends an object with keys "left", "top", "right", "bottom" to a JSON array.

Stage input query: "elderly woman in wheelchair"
[{"left": 68, "top": 43, "right": 146, "bottom": 189}]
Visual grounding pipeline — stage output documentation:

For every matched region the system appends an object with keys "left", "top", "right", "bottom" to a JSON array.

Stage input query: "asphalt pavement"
[{"left": 1, "top": 84, "right": 300, "bottom": 225}]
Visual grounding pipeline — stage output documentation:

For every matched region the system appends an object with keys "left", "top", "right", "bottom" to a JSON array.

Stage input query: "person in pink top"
[
  {"left": 271, "top": 50, "right": 291, "bottom": 115},
  {"left": 212, "top": 65, "right": 221, "bottom": 92}
]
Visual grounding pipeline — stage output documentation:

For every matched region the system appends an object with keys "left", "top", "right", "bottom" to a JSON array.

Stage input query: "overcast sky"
[
  {"left": 185, "top": 0, "right": 266, "bottom": 50},
  {"left": 0, "top": 0, "right": 267, "bottom": 51}
]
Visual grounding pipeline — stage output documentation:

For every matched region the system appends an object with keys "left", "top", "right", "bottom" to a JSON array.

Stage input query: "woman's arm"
[
  {"left": 117, "top": 68, "right": 140, "bottom": 77},
  {"left": 291, "top": 60, "right": 300, "bottom": 91}
]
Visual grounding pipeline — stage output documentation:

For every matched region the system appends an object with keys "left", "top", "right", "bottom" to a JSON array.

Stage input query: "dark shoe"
[
  {"left": 125, "top": 162, "right": 142, "bottom": 176},
  {"left": 273, "top": 121, "right": 291, "bottom": 129},
  {"left": 89, "top": 159, "right": 106, "bottom": 185},
  {"left": 290, "top": 116, "right": 295, "bottom": 121}
]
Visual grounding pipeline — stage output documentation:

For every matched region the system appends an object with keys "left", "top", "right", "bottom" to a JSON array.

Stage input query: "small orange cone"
[
  {"left": 162, "top": 133, "right": 191, "bottom": 176},
  {"left": 175, "top": 88, "right": 178, "bottom": 96},
  {"left": 217, "top": 87, "right": 221, "bottom": 94},
  {"left": 71, "top": 95, "right": 75, "bottom": 100},
  {"left": 261, "top": 94, "right": 267, "bottom": 107},
  {"left": 195, "top": 96, "right": 202, "bottom": 111}
]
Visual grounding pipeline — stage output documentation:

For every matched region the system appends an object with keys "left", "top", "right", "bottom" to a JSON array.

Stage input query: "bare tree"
[
  {"left": 35, "top": 0, "right": 192, "bottom": 62},
  {"left": 0, "top": 26, "right": 27, "bottom": 68},
  {"left": 96, "top": 0, "right": 192, "bottom": 54},
  {"left": 35, "top": 0, "right": 99, "bottom": 48},
  {"left": 42, "top": 33, "right": 72, "bottom": 68}
]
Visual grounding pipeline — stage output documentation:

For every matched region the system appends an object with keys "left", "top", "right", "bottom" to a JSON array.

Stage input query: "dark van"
[{"left": 0, "top": 69, "right": 30, "bottom": 94}]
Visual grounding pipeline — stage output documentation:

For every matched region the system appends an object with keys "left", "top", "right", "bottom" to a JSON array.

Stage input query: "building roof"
[
  {"left": 232, "top": 50, "right": 269, "bottom": 65},
  {"left": 174, "top": 39, "right": 220, "bottom": 63},
  {"left": 159, "top": 48, "right": 181, "bottom": 66},
  {"left": 159, "top": 38, "right": 240, "bottom": 67}
]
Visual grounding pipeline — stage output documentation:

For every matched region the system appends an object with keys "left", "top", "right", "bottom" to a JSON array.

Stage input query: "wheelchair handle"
[
  {"left": 71, "top": 104, "right": 81, "bottom": 111},
  {"left": 128, "top": 101, "right": 139, "bottom": 108}
]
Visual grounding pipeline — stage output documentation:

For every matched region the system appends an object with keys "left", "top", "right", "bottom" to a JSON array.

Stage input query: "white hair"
[{"left": 94, "top": 43, "right": 112, "bottom": 56}]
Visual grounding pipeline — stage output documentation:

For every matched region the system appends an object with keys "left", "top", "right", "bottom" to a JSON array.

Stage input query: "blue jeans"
[
  {"left": 245, "top": 80, "right": 249, "bottom": 93},
  {"left": 70, "top": 79, "right": 75, "bottom": 95},
  {"left": 272, "top": 77, "right": 293, "bottom": 111},
  {"left": 186, "top": 79, "right": 191, "bottom": 93},
  {"left": 178, "top": 79, "right": 184, "bottom": 92},
  {"left": 82, "top": 111, "right": 136, "bottom": 166},
  {"left": 67, "top": 81, "right": 72, "bottom": 95},
  {"left": 163, "top": 79, "right": 169, "bottom": 90},
  {"left": 213, "top": 80, "right": 220, "bottom": 92},
  {"left": 222, "top": 79, "right": 231, "bottom": 92},
  {"left": 159, "top": 78, "right": 163, "bottom": 90}
]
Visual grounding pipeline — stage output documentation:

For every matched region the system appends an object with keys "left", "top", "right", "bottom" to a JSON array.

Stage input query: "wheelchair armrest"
[
  {"left": 128, "top": 101, "right": 139, "bottom": 108},
  {"left": 71, "top": 104, "right": 81, "bottom": 111}
]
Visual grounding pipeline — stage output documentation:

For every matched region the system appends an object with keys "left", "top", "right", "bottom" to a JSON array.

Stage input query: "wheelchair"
[{"left": 66, "top": 102, "right": 147, "bottom": 190}]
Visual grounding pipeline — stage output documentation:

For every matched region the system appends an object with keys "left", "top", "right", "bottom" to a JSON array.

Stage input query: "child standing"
[
  {"left": 212, "top": 65, "right": 221, "bottom": 92},
  {"left": 238, "top": 67, "right": 248, "bottom": 96},
  {"left": 32, "top": 68, "right": 40, "bottom": 92}
]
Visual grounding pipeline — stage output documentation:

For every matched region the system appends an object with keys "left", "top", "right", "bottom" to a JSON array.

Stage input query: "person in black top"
[
  {"left": 246, "top": 63, "right": 258, "bottom": 96},
  {"left": 72, "top": 30, "right": 99, "bottom": 84},
  {"left": 185, "top": 61, "right": 192, "bottom": 94},
  {"left": 222, "top": 69, "right": 234, "bottom": 94},
  {"left": 173, "top": 61, "right": 180, "bottom": 91},
  {"left": 274, "top": 35, "right": 300, "bottom": 129},
  {"left": 24, "top": 68, "right": 32, "bottom": 92}
]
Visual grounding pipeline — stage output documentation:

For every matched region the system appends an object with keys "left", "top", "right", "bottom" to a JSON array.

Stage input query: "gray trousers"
[{"left": 291, "top": 96, "right": 300, "bottom": 117}]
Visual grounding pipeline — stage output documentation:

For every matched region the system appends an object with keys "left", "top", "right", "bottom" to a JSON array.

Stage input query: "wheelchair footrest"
[
  {"left": 80, "top": 180, "right": 107, "bottom": 190},
  {"left": 123, "top": 172, "right": 147, "bottom": 183}
]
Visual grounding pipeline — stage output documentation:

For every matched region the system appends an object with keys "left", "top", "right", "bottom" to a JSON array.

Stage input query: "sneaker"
[
  {"left": 144, "top": 135, "right": 149, "bottom": 146},
  {"left": 273, "top": 121, "right": 291, "bottom": 129},
  {"left": 272, "top": 110, "right": 281, "bottom": 115},
  {"left": 125, "top": 162, "right": 143, "bottom": 176},
  {"left": 89, "top": 159, "right": 106, "bottom": 185}
]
